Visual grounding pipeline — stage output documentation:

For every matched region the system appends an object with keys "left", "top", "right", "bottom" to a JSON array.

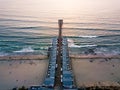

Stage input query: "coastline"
[
  {"left": 0, "top": 54, "right": 48, "bottom": 60},
  {"left": 70, "top": 54, "right": 120, "bottom": 59},
  {"left": 0, "top": 54, "right": 120, "bottom": 60},
  {"left": 0, "top": 54, "right": 120, "bottom": 89}
]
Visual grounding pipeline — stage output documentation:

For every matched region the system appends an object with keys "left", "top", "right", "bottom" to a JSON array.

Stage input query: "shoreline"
[
  {"left": 0, "top": 54, "right": 120, "bottom": 89},
  {"left": 0, "top": 54, "right": 48, "bottom": 60},
  {"left": 70, "top": 54, "right": 120, "bottom": 59},
  {"left": 0, "top": 54, "right": 120, "bottom": 60}
]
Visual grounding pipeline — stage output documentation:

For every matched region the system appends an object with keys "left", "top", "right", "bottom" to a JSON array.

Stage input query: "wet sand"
[
  {"left": 0, "top": 55, "right": 48, "bottom": 60},
  {"left": 70, "top": 54, "right": 120, "bottom": 59},
  {"left": 0, "top": 59, "right": 48, "bottom": 90},
  {"left": 71, "top": 56, "right": 120, "bottom": 88},
  {"left": 0, "top": 54, "right": 120, "bottom": 60}
]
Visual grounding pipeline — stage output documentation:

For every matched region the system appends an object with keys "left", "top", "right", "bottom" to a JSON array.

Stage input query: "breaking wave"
[
  {"left": 14, "top": 47, "right": 34, "bottom": 53},
  {"left": 94, "top": 47, "right": 120, "bottom": 55},
  {"left": 0, "top": 52, "right": 8, "bottom": 56},
  {"left": 69, "top": 44, "right": 97, "bottom": 48},
  {"left": 79, "top": 35, "right": 99, "bottom": 38},
  {"left": 68, "top": 38, "right": 97, "bottom": 48}
]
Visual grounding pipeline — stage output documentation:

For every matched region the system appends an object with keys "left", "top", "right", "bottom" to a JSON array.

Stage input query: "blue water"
[{"left": 0, "top": 0, "right": 120, "bottom": 56}]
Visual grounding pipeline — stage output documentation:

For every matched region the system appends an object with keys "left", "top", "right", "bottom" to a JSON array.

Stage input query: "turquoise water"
[{"left": 0, "top": 0, "right": 120, "bottom": 56}]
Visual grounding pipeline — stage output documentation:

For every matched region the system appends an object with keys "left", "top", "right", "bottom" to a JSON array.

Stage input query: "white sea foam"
[
  {"left": 95, "top": 47, "right": 120, "bottom": 55},
  {"left": 0, "top": 52, "right": 8, "bottom": 56},
  {"left": 79, "top": 35, "right": 98, "bottom": 38},
  {"left": 68, "top": 38, "right": 97, "bottom": 48},
  {"left": 14, "top": 47, "right": 34, "bottom": 53},
  {"left": 69, "top": 44, "right": 97, "bottom": 48}
]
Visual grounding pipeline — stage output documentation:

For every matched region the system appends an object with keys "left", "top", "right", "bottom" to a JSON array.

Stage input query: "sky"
[
  {"left": 0, "top": 0, "right": 120, "bottom": 19},
  {"left": 0, "top": 0, "right": 120, "bottom": 12}
]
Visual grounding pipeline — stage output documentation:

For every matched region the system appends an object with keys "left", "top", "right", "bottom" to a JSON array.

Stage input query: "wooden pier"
[{"left": 29, "top": 20, "right": 77, "bottom": 90}]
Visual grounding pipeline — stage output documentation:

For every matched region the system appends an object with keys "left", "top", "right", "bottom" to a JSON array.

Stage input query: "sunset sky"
[{"left": 1, "top": 0, "right": 120, "bottom": 12}]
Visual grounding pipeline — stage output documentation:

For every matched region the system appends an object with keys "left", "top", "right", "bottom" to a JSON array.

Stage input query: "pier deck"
[{"left": 29, "top": 20, "right": 77, "bottom": 90}]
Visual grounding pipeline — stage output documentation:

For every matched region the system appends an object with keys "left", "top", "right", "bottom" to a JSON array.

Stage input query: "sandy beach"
[
  {"left": 71, "top": 56, "right": 120, "bottom": 88},
  {"left": 0, "top": 54, "right": 120, "bottom": 89},
  {"left": 0, "top": 58, "right": 48, "bottom": 90}
]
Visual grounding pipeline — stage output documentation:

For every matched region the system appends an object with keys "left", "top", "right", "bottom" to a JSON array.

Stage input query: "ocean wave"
[
  {"left": 68, "top": 38, "right": 97, "bottom": 48},
  {"left": 0, "top": 52, "right": 8, "bottom": 56},
  {"left": 36, "top": 47, "right": 48, "bottom": 50},
  {"left": 99, "top": 34, "right": 120, "bottom": 38},
  {"left": 94, "top": 47, "right": 120, "bottom": 55},
  {"left": 64, "top": 27, "right": 120, "bottom": 32},
  {"left": 64, "top": 22, "right": 120, "bottom": 26},
  {"left": 64, "top": 27, "right": 105, "bottom": 31},
  {"left": 66, "top": 35, "right": 120, "bottom": 39},
  {"left": 9, "top": 26, "right": 55, "bottom": 30},
  {"left": 14, "top": 47, "right": 34, "bottom": 53},
  {"left": 69, "top": 44, "right": 97, "bottom": 48},
  {"left": 0, "top": 18, "right": 56, "bottom": 25},
  {"left": 109, "top": 30, "right": 120, "bottom": 32},
  {"left": 79, "top": 35, "right": 99, "bottom": 38}
]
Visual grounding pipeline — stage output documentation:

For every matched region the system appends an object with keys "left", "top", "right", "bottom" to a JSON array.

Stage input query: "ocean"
[
  {"left": 0, "top": 1, "right": 120, "bottom": 57},
  {"left": 0, "top": 0, "right": 120, "bottom": 56}
]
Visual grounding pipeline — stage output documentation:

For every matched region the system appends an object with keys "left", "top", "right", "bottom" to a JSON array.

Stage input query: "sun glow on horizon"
[
  {"left": 1, "top": 0, "right": 120, "bottom": 17},
  {"left": 1, "top": 0, "right": 120, "bottom": 11}
]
